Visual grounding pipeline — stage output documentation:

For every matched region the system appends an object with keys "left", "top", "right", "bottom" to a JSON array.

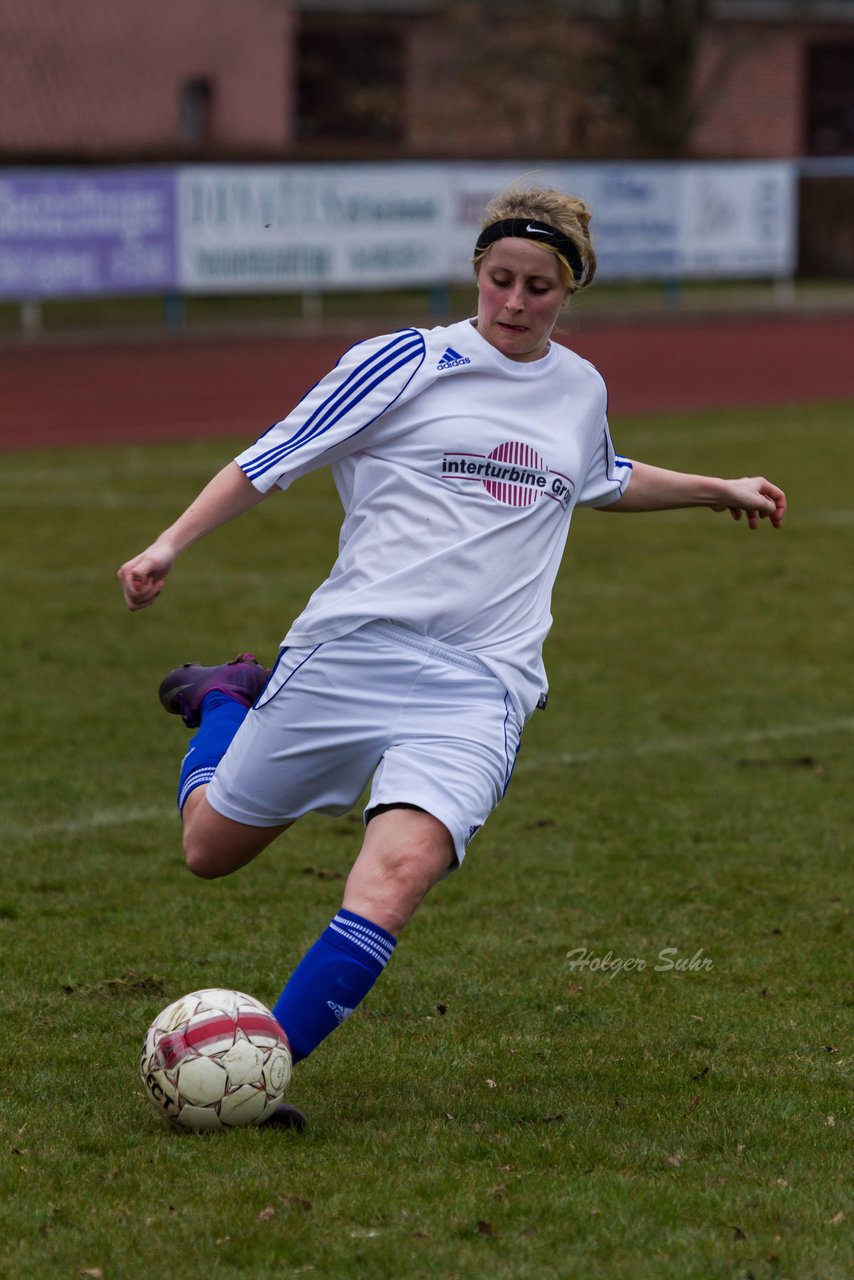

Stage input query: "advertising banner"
[
  {"left": 0, "top": 170, "right": 177, "bottom": 299},
  {"left": 446, "top": 160, "right": 797, "bottom": 282},
  {"left": 177, "top": 164, "right": 448, "bottom": 292},
  {"left": 678, "top": 163, "right": 797, "bottom": 278},
  {"left": 0, "top": 160, "right": 797, "bottom": 301}
]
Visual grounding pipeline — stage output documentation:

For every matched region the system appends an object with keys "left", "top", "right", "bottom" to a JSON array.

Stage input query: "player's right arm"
[
  {"left": 117, "top": 461, "right": 267, "bottom": 611},
  {"left": 119, "top": 330, "right": 427, "bottom": 611}
]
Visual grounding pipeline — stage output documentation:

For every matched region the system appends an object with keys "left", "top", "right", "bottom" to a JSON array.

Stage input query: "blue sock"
[
  {"left": 273, "top": 909, "right": 397, "bottom": 1063},
  {"left": 176, "top": 691, "right": 248, "bottom": 811}
]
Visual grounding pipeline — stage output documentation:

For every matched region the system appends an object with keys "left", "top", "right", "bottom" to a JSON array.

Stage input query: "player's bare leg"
[
  {"left": 181, "top": 785, "right": 292, "bottom": 879},
  {"left": 160, "top": 654, "right": 457, "bottom": 1086},
  {"left": 270, "top": 808, "right": 454, "bottom": 1065},
  {"left": 342, "top": 807, "right": 455, "bottom": 936}
]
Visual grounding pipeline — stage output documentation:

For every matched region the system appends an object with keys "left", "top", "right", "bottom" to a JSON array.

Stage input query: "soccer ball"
[{"left": 140, "top": 988, "right": 292, "bottom": 1132}]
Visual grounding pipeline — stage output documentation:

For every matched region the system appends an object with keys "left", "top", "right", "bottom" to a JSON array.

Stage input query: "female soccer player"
[{"left": 118, "top": 186, "right": 786, "bottom": 1114}]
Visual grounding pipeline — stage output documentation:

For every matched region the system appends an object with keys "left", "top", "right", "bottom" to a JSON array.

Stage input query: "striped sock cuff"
[
  {"left": 178, "top": 766, "right": 217, "bottom": 811},
  {"left": 327, "top": 909, "right": 397, "bottom": 972}
]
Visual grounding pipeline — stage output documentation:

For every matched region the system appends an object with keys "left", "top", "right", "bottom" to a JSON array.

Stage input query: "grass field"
[
  {"left": 4, "top": 278, "right": 854, "bottom": 338},
  {"left": 0, "top": 401, "right": 850, "bottom": 1279}
]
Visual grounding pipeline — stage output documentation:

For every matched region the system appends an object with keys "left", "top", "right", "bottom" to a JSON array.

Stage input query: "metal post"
[{"left": 20, "top": 300, "right": 43, "bottom": 337}]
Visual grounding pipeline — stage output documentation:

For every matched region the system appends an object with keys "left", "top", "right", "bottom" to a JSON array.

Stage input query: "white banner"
[
  {"left": 178, "top": 164, "right": 448, "bottom": 292},
  {"left": 678, "top": 163, "right": 797, "bottom": 278},
  {"left": 446, "top": 160, "right": 797, "bottom": 282},
  {"left": 176, "top": 160, "right": 797, "bottom": 293}
]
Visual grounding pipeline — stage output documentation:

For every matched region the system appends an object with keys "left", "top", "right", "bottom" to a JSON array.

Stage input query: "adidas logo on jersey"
[{"left": 437, "top": 346, "right": 471, "bottom": 370}]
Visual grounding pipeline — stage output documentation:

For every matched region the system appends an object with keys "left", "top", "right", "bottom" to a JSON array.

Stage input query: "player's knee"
[
  {"left": 347, "top": 843, "right": 450, "bottom": 933},
  {"left": 383, "top": 847, "right": 440, "bottom": 899},
  {"left": 182, "top": 806, "right": 287, "bottom": 878},
  {"left": 182, "top": 829, "right": 225, "bottom": 879},
  {"left": 184, "top": 834, "right": 218, "bottom": 875}
]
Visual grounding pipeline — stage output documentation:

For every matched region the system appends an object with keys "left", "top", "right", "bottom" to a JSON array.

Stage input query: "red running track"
[{"left": 1, "top": 312, "right": 853, "bottom": 451}]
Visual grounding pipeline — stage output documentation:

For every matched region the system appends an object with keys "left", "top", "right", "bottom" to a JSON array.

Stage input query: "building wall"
[
  {"left": 692, "top": 22, "right": 854, "bottom": 158},
  {"left": 692, "top": 23, "right": 804, "bottom": 157},
  {"left": 403, "top": 14, "right": 833, "bottom": 161},
  {"left": 409, "top": 16, "right": 854, "bottom": 161},
  {"left": 0, "top": 0, "right": 294, "bottom": 158},
  {"left": 404, "top": 14, "right": 619, "bottom": 160},
  {"left": 1, "top": 2, "right": 852, "bottom": 162}
]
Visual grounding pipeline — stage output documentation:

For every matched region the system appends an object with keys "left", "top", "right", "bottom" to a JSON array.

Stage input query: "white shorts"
[{"left": 206, "top": 621, "right": 523, "bottom": 866}]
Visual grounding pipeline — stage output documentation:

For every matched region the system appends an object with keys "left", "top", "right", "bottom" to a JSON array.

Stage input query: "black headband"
[{"left": 474, "top": 218, "right": 585, "bottom": 285}]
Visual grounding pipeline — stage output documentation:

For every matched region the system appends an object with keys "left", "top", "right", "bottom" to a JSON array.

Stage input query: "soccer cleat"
[
  {"left": 264, "top": 1102, "right": 308, "bottom": 1131},
  {"left": 158, "top": 653, "right": 270, "bottom": 728}
]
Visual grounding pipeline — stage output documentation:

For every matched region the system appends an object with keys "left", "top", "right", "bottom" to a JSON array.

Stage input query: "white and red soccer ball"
[{"left": 140, "top": 988, "right": 292, "bottom": 1131}]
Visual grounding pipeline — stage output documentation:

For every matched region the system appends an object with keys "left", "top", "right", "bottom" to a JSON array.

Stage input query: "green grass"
[
  {"left": 3, "top": 276, "right": 854, "bottom": 337},
  {"left": 0, "top": 402, "right": 851, "bottom": 1279}
]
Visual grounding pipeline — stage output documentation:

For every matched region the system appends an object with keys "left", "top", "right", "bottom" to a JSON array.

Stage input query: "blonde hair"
[{"left": 473, "top": 185, "right": 596, "bottom": 293}]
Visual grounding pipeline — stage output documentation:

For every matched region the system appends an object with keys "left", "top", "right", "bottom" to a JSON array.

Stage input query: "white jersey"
[{"left": 236, "top": 318, "right": 632, "bottom": 718}]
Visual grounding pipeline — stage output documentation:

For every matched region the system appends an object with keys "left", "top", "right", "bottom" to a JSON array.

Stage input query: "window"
[
  {"left": 180, "top": 77, "right": 214, "bottom": 146},
  {"left": 807, "top": 44, "right": 854, "bottom": 156},
  {"left": 297, "top": 26, "right": 403, "bottom": 142}
]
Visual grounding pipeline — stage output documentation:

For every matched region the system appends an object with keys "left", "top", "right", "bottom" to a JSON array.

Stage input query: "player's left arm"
[{"left": 602, "top": 461, "right": 786, "bottom": 529}]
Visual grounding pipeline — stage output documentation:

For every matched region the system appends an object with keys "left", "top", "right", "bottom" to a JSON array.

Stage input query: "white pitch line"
[
  {"left": 0, "top": 481, "right": 848, "bottom": 526},
  {"left": 6, "top": 716, "right": 851, "bottom": 845},
  {"left": 613, "top": 417, "right": 809, "bottom": 451},
  {"left": 517, "top": 715, "right": 854, "bottom": 771},
  {"left": 1, "top": 412, "right": 810, "bottom": 486},
  {"left": 0, "top": 492, "right": 193, "bottom": 511},
  {"left": 1, "top": 803, "right": 176, "bottom": 844}
]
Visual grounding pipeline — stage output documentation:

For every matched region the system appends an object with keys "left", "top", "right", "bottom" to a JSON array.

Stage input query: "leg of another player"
[
  {"left": 181, "top": 786, "right": 292, "bottom": 878},
  {"left": 272, "top": 808, "right": 454, "bottom": 1062}
]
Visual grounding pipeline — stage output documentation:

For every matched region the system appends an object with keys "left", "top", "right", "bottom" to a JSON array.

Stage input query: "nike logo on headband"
[{"left": 474, "top": 218, "right": 586, "bottom": 285}]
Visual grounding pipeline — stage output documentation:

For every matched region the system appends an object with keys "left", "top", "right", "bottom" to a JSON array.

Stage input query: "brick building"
[
  {"left": 0, "top": 0, "right": 295, "bottom": 159},
  {"left": 694, "top": 7, "right": 854, "bottom": 158},
  {"left": 1, "top": 0, "right": 852, "bottom": 161},
  {"left": 296, "top": 0, "right": 854, "bottom": 160}
]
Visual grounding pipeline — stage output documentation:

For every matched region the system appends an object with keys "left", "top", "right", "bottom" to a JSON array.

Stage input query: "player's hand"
[
  {"left": 713, "top": 477, "right": 787, "bottom": 530},
  {"left": 117, "top": 540, "right": 177, "bottom": 611}
]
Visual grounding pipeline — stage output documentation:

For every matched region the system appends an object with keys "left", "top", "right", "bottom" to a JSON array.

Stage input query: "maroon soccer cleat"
[
  {"left": 158, "top": 653, "right": 270, "bottom": 728},
  {"left": 264, "top": 1102, "right": 308, "bottom": 1131}
]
